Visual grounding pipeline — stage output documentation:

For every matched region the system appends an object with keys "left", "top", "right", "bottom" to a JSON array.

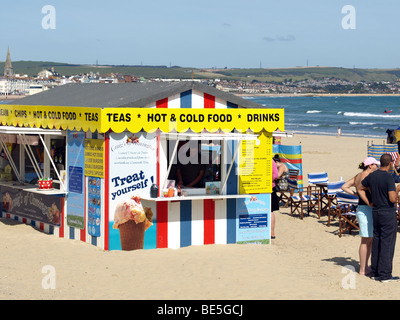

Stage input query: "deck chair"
[
  {"left": 326, "top": 181, "right": 346, "bottom": 226},
  {"left": 278, "top": 169, "right": 299, "bottom": 207},
  {"left": 307, "top": 172, "right": 328, "bottom": 217},
  {"left": 335, "top": 191, "right": 359, "bottom": 237},
  {"left": 307, "top": 172, "right": 328, "bottom": 185},
  {"left": 290, "top": 179, "right": 320, "bottom": 219}
]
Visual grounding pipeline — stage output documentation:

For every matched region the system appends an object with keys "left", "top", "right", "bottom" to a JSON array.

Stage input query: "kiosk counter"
[{"left": 0, "top": 81, "right": 284, "bottom": 250}]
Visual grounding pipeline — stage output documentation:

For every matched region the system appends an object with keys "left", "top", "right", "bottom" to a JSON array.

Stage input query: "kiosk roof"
[{"left": 9, "top": 81, "right": 263, "bottom": 109}]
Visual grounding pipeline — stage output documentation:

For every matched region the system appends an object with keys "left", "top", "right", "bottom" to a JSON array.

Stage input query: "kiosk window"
[{"left": 167, "top": 139, "right": 221, "bottom": 188}]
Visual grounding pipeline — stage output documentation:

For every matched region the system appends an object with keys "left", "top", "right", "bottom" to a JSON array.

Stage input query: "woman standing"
[
  {"left": 341, "top": 157, "right": 380, "bottom": 275},
  {"left": 271, "top": 155, "right": 286, "bottom": 239}
]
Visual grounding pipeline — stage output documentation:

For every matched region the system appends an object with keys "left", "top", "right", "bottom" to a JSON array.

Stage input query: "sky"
[{"left": 1, "top": 0, "right": 400, "bottom": 69}]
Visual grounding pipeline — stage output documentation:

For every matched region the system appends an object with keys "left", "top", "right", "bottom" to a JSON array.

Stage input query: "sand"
[{"left": 1, "top": 133, "right": 399, "bottom": 300}]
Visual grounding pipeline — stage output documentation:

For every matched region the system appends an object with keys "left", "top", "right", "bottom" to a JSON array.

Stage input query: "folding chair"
[
  {"left": 290, "top": 179, "right": 320, "bottom": 219},
  {"left": 307, "top": 172, "right": 328, "bottom": 184},
  {"left": 326, "top": 181, "right": 346, "bottom": 226},
  {"left": 278, "top": 169, "right": 299, "bottom": 208},
  {"left": 308, "top": 172, "right": 328, "bottom": 217},
  {"left": 335, "top": 191, "right": 359, "bottom": 237}
]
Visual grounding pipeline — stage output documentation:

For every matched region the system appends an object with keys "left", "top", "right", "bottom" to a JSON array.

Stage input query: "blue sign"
[
  {"left": 66, "top": 130, "right": 85, "bottom": 229},
  {"left": 69, "top": 166, "right": 83, "bottom": 193},
  {"left": 236, "top": 194, "right": 270, "bottom": 244}
]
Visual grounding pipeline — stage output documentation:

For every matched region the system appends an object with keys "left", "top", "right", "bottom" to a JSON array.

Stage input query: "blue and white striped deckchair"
[
  {"left": 327, "top": 181, "right": 345, "bottom": 196},
  {"left": 289, "top": 179, "right": 319, "bottom": 219},
  {"left": 308, "top": 172, "right": 328, "bottom": 184},
  {"left": 335, "top": 191, "right": 359, "bottom": 237},
  {"left": 326, "top": 181, "right": 345, "bottom": 226}
]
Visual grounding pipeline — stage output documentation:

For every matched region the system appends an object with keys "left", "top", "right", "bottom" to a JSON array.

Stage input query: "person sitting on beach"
[
  {"left": 341, "top": 157, "right": 379, "bottom": 275},
  {"left": 273, "top": 154, "right": 289, "bottom": 191}
]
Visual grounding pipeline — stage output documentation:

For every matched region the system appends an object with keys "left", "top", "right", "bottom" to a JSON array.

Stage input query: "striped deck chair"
[
  {"left": 289, "top": 179, "right": 320, "bottom": 219},
  {"left": 278, "top": 169, "right": 299, "bottom": 207},
  {"left": 308, "top": 172, "right": 328, "bottom": 184},
  {"left": 335, "top": 191, "right": 359, "bottom": 237},
  {"left": 326, "top": 181, "right": 346, "bottom": 226}
]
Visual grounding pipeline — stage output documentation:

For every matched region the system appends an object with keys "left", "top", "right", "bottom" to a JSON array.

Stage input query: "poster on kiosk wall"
[{"left": 108, "top": 131, "right": 157, "bottom": 250}]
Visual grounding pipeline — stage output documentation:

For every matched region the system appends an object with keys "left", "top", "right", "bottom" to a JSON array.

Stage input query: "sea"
[
  {"left": 245, "top": 95, "right": 400, "bottom": 139},
  {"left": 2, "top": 95, "right": 400, "bottom": 138}
]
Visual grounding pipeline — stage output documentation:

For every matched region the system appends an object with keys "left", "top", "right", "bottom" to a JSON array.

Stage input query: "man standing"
[{"left": 359, "top": 154, "right": 400, "bottom": 282}]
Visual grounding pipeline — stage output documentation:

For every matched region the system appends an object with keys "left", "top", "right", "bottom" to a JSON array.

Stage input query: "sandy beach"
[{"left": 1, "top": 133, "right": 399, "bottom": 300}]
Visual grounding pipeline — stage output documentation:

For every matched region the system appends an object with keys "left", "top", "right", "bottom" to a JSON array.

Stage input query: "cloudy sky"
[{"left": 1, "top": 0, "right": 399, "bottom": 68}]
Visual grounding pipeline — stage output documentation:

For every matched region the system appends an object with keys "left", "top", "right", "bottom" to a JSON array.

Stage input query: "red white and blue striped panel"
[
  {"left": 153, "top": 198, "right": 234, "bottom": 249},
  {"left": 149, "top": 89, "right": 238, "bottom": 109}
]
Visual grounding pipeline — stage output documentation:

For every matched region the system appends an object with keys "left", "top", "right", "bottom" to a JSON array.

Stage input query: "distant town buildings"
[{"left": 2, "top": 47, "right": 400, "bottom": 97}]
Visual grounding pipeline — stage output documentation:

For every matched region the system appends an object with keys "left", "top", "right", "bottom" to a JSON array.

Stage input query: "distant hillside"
[
  {"left": 209, "top": 67, "right": 400, "bottom": 83},
  {"left": 1, "top": 61, "right": 400, "bottom": 83},
  {"left": 0, "top": 61, "right": 206, "bottom": 79}
]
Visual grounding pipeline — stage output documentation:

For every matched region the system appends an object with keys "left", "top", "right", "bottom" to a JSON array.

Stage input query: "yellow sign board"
[
  {"left": 239, "top": 131, "right": 273, "bottom": 194},
  {"left": 84, "top": 139, "right": 105, "bottom": 178},
  {"left": 0, "top": 105, "right": 284, "bottom": 134}
]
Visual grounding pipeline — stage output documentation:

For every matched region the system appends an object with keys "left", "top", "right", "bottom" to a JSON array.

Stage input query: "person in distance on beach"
[
  {"left": 341, "top": 157, "right": 379, "bottom": 275},
  {"left": 359, "top": 154, "right": 400, "bottom": 282}
]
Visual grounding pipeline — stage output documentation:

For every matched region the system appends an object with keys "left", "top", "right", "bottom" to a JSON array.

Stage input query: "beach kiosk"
[{"left": 0, "top": 82, "right": 284, "bottom": 250}]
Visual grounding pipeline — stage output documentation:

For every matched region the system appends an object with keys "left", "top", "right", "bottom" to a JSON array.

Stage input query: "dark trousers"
[{"left": 371, "top": 207, "right": 397, "bottom": 280}]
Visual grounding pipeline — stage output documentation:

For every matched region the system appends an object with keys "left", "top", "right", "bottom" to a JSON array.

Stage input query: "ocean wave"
[
  {"left": 349, "top": 122, "right": 375, "bottom": 125},
  {"left": 344, "top": 112, "right": 400, "bottom": 118},
  {"left": 307, "top": 110, "right": 321, "bottom": 114},
  {"left": 297, "top": 123, "right": 320, "bottom": 127},
  {"left": 289, "top": 129, "right": 385, "bottom": 139}
]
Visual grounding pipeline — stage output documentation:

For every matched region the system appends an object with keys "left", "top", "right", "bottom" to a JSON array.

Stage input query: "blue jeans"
[{"left": 371, "top": 207, "right": 397, "bottom": 280}]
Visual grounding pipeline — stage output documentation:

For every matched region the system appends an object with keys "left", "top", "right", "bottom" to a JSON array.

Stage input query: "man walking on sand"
[{"left": 359, "top": 154, "right": 400, "bottom": 282}]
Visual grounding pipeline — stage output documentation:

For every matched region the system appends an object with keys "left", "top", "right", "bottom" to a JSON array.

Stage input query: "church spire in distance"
[{"left": 4, "top": 47, "right": 14, "bottom": 77}]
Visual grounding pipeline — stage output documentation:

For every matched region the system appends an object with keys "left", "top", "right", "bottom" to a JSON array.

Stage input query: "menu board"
[
  {"left": 239, "top": 131, "right": 272, "bottom": 194},
  {"left": 87, "top": 176, "right": 101, "bottom": 237},
  {"left": 84, "top": 139, "right": 105, "bottom": 178}
]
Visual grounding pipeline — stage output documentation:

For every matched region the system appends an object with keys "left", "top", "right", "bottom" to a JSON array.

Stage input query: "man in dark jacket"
[{"left": 359, "top": 154, "right": 400, "bottom": 282}]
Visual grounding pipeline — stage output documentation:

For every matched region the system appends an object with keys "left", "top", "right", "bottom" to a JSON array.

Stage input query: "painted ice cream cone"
[
  {"left": 118, "top": 220, "right": 146, "bottom": 250},
  {"left": 113, "top": 195, "right": 153, "bottom": 251}
]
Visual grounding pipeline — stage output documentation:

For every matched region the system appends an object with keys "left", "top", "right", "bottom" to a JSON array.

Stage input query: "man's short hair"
[{"left": 380, "top": 154, "right": 393, "bottom": 167}]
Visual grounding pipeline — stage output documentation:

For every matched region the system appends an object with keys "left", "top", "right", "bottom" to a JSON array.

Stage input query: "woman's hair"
[{"left": 358, "top": 162, "right": 367, "bottom": 170}]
